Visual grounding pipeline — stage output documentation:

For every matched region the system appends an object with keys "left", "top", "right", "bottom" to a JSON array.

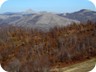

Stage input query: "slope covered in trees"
[{"left": 0, "top": 22, "right": 96, "bottom": 72}]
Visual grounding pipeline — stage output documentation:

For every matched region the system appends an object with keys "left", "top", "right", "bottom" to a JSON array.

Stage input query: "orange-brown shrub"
[{"left": 0, "top": 22, "right": 96, "bottom": 72}]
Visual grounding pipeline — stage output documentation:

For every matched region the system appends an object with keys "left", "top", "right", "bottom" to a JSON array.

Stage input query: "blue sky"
[{"left": 0, "top": 0, "right": 96, "bottom": 13}]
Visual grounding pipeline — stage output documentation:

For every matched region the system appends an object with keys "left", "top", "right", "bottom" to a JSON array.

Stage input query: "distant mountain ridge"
[
  {"left": 60, "top": 9, "right": 96, "bottom": 23},
  {"left": 0, "top": 10, "right": 79, "bottom": 31},
  {"left": 0, "top": 9, "right": 96, "bottom": 30}
]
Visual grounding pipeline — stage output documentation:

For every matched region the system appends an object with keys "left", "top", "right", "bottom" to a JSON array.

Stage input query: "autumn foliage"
[{"left": 0, "top": 22, "right": 96, "bottom": 72}]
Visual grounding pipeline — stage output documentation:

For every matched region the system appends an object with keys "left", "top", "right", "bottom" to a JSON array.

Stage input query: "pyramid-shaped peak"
[{"left": 23, "top": 9, "right": 35, "bottom": 14}]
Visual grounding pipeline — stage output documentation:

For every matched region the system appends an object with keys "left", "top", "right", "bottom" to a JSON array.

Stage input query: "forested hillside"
[{"left": 0, "top": 22, "right": 96, "bottom": 72}]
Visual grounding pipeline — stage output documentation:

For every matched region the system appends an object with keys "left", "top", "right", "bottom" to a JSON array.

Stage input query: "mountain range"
[
  {"left": 60, "top": 9, "right": 96, "bottom": 23},
  {"left": 0, "top": 9, "right": 96, "bottom": 30}
]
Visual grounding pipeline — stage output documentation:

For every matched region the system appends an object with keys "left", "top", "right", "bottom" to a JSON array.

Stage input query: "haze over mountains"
[{"left": 0, "top": 9, "right": 96, "bottom": 30}]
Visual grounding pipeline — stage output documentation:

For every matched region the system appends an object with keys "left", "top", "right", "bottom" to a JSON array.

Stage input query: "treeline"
[{"left": 0, "top": 22, "right": 96, "bottom": 72}]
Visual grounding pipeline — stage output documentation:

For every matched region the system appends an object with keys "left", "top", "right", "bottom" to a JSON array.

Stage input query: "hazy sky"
[{"left": 0, "top": 0, "right": 96, "bottom": 13}]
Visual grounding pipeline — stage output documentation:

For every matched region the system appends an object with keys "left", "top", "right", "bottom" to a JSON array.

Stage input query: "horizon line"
[{"left": 0, "top": 8, "right": 96, "bottom": 14}]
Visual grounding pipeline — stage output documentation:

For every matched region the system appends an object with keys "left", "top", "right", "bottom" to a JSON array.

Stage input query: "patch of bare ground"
[{"left": 51, "top": 58, "right": 96, "bottom": 72}]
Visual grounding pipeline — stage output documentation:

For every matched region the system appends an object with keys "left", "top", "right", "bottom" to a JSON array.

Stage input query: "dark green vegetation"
[{"left": 0, "top": 22, "right": 96, "bottom": 72}]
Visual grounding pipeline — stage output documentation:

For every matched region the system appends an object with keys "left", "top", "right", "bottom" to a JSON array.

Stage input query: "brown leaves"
[{"left": 0, "top": 22, "right": 96, "bottom": 71}]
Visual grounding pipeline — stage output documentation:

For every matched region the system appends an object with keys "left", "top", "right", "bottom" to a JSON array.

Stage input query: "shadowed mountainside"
[{"left": 60, "top": 9, "right": 96, "bottom": 23}]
